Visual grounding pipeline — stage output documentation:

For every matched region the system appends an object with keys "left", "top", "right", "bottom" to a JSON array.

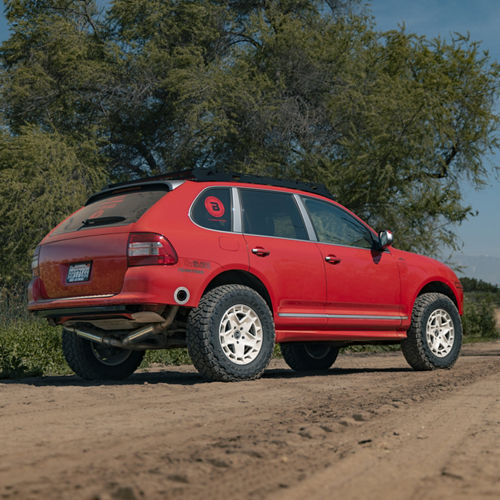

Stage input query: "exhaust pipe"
[
  {"left": 122, "top": 325, "right": 155, "bottom": 345},
  {"left": 71, "top": 327, "right": 124, "bottom": 347},
  {"left": 71, "top": 305, "right": 180, "bottom": 348}
]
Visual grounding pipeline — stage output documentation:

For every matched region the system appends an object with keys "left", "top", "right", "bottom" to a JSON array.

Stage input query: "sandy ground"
[{"left": 1, "top": 341, "right": 499, "bottom": 500}]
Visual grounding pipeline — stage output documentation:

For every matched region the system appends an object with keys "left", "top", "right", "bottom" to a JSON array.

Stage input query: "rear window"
[{"left": 52, "top": 186, "right": 168, "bottom": 235}]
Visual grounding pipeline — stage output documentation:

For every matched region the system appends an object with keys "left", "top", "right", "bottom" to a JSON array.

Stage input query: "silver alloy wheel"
[
  {"left": 219, "top": 304, "right": 263, "bottom": 365},
  {"left": 426, "top": 309, "right": 455, "bottom": 357},
  {"left": 90, "top": 343, "right": 133, "bottom": 366}
]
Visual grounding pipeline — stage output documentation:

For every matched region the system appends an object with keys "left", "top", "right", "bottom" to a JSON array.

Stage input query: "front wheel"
[
  {"left": 186, "top": 285, "right": 275, "bottom": 381},
  {"left": 281, "top": 342, "right": 339, "bottom": 371},
  {"left": 62, "top": 329, "right": 145, "bottom": 380},
  {"left": 401, "top": 293, "right": 462, "bottom": 370}
]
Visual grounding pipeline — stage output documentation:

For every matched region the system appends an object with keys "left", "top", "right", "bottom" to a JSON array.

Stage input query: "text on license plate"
[{"left": 66, "top": 262, "right": 91, "bottom": 283}]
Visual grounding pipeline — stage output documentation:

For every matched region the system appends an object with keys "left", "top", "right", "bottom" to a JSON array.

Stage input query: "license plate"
[{"left": 66, "top": 262, "right": 91, "bottom": 283}]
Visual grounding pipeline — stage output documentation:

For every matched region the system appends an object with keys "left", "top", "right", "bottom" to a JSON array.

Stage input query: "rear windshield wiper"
[{"left": 81, "top": 216, "right": 126, "bottom": 227}]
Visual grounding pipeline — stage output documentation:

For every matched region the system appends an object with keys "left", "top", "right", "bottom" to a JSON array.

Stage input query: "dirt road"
[{"left": 1, "top": 342, "right": 499, "bottom": 500}]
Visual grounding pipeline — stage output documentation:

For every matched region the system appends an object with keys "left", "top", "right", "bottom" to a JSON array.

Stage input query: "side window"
[
  {"left": 240, "top": 189, "right": 308, "bottom": 240},
  {"left": 303, "top": 197, "right": 374, "bottom": 249},
  {"left": 191, "top": 187, "right": 232, "bottom": 231}
]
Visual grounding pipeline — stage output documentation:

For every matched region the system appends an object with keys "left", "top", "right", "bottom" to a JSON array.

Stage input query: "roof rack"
[{"left": 102, "top": 168, "right": 334, "bottom": 200}]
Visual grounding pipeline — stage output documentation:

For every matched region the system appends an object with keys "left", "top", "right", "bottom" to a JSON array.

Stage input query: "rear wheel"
[
  {"left": 62, "top": 328, "right": 144, "bottom": 380},
  {"left": 281, "top": 342, "right": 339, "bottom": 371},
  {"left": 401, "top": 293, "right": 462, "bottom": 370},
  {"left": 186, "top": 284, "right": 275, "bottom": 381}
]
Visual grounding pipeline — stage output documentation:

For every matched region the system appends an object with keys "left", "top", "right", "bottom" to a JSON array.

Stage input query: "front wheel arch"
[{"left": 416, "top": 280, "right": 460, "bottom": 312}]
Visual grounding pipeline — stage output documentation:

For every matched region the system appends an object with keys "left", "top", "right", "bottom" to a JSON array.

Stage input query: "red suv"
[{"left": 28, "top": 170, "right": 463, "bottom": 381}]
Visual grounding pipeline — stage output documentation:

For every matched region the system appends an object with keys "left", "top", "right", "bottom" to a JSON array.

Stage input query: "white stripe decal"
[{"left": 278, "top": 313, "right": 407, "bottom": 320}]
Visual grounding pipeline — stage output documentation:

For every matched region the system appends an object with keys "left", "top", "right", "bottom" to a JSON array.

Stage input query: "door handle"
[
  {"left": 252, "top": 247, "right": 270, "bottom": 257},
  {"left": 325, "top": 254, "right": 341, "bottom": 264}
]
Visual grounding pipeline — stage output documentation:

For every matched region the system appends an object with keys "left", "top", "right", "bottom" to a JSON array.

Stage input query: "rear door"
[
  {"left": 239, "top": 188, "right": 327, "bottom": 332},
  {"left": 301, "top": 196, "right": 404, "bottom": 332}
]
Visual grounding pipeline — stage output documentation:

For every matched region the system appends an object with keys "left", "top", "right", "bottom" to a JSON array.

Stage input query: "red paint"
[
  {"left": 204, "top": 196, "right": 225, "bottom": 217},
  {"left": 28, "top": 180, "right": 463, "bottom": 344}
]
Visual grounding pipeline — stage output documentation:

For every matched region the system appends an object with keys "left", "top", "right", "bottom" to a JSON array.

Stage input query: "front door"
[{"left": 301, "top": 196, "right": 404, "bottom": 334}]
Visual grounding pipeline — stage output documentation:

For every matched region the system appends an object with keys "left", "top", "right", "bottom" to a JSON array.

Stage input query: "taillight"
[
  {"left": 31, "top": 246, "right": 40, "bottom": 277},
  {"left": 127, "top": 233, "right": 178, "bottom": 266}
]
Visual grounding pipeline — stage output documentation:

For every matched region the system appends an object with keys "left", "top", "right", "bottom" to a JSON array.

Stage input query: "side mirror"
[{"left": 378, "top": 230, "right": 393, "bottom": 250}]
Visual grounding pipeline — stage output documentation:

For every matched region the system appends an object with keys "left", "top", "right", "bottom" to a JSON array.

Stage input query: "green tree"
[
  {"left": 0, "top": 126, "right": 105, "bottom": 288},
  {"left": 0, "top": 0, "right": 499, "bottom": 287}
]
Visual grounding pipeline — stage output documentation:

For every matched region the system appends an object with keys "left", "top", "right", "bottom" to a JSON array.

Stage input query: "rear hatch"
[{"left": 38, "top": 185, "right": 169, "bottom": 299}]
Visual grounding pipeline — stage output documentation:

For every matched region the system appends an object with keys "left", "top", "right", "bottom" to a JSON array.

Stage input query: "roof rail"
[{"left": 102, "top": 168, "right": 334, "bottom": 200}]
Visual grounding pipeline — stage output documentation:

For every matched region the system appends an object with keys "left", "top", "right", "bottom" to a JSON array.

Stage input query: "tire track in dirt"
[{"left": 0, "top": 342, "right": 499, "bottom": 500}]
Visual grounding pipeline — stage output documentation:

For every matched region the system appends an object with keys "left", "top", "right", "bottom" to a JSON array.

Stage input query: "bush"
[
  {"left": 462, "top": 299, "right": 498, "bottom": 339},
  {"left": 0, "top": 319, "right": 70, "bottom": 378},
  {"left": 0, "top": 291, "right": 194, "bottom": 378},
  {"left": 142, "top": 348, "right": 192, "bottom": 367}
]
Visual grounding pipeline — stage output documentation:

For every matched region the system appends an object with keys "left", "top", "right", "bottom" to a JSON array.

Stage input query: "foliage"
[
  {"left": 0, "top": 293, "right": 69, "bottom": 377},
  {"left": 142, "top": 348, "right": 191, "bottom": 367},
  {"left": 0, "top": 317, "right": 195, "bottom": 378},
  {"left": 462, "top": 298, "right": 498, "bottom": 339},
  {"left": 0, "top": 320, "right": 68, "bottom": 378},
  {"left": 0, "top": 1, "right": 498, "bottom": 289},
  {"left": 460, "top": 277, "right": 499, "bottom": 338},
  {"left": 460, "top": 276, "right": 500, "bottom": 295},
  {"left": 0, "top": 126, "right": 106, "bottom": 288},
  {"left": 0, "top": 292, "right": 192, "bottom": 378}
]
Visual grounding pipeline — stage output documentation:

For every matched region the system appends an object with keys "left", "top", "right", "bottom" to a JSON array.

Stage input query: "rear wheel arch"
[{"left": 202, "top": 270, "right": 273, "bottom": 313}]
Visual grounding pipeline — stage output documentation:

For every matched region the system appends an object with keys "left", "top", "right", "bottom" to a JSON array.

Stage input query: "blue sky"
[
  {"left": 0, "top": 1, "right": 499, "bottom": 258},
  {"left": 369, "top": 0, "right": 500, "bottom": 259}
]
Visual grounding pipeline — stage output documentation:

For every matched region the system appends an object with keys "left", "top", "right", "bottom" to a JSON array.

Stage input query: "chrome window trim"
[
  {"left": 278, "top": 313, "right": 407, "bottom": 320},
  {"left": 315, "top": 240, "right": 391, "bottom": 253},
  {"left": 166, "top": 180, "right": 185, "bottom": 190},
  {"left": 294, "top": 193, "right": 317, "bottom": 241},
  {"left": 232, "top": 187, "right": 242, "bottom": 233},
  {"left": 238, "top": 232, "right": 315, "bottom": 243}
]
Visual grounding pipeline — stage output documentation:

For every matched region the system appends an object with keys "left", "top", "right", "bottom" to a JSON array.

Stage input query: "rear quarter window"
[
  {"left": 52, "top": 187, "right": 168, "bottom": 235},
  {"left": 191, "top": 187, "right": 232, "bottom": 232}
]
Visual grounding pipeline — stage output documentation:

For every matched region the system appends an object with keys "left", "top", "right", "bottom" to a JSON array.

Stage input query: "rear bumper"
[
  {"left": 28, "top": 291, "right": 171, "bottom": 313},
  {"left": 33, "top": 304, "right": 131, "bottom": 319},
  {"left": 28, "top": 263, "right": 211, "bottom": 313}
]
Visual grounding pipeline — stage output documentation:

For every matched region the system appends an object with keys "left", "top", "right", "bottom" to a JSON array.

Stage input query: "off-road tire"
[
  {"left": 402, "top": 293, "right": 462, "bottom": 371},
  {"left": 280, "top": 342, "right": 339, "bottom": 371},
  {"left": 62, "top": 328, "right": 145, "bottom": 380},
  {"left": 186, "top": 285, "right": 275, "bottom": 382}
]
